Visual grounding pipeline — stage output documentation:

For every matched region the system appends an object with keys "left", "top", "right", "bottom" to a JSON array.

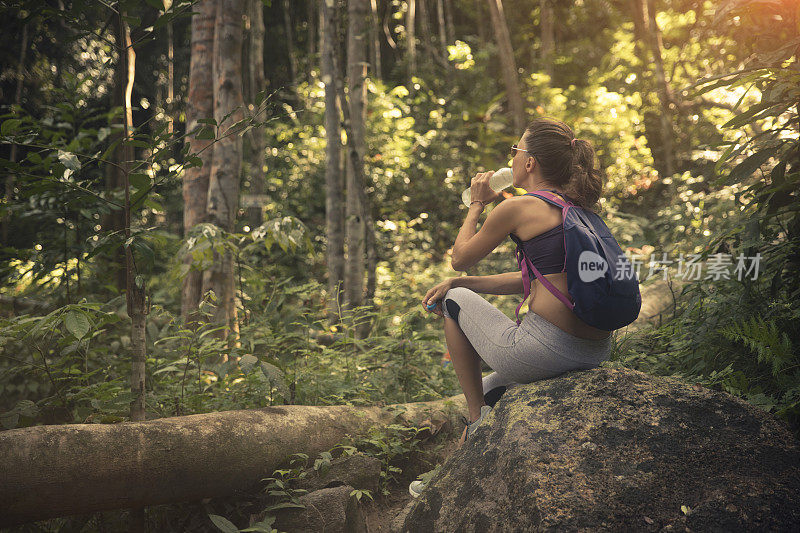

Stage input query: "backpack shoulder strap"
[{"left": 524, "top": 189, "right": 574, "bottom": 209}]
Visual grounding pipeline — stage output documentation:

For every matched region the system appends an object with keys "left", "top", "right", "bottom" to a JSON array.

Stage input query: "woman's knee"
[{"left": 442, "top": 287, "right": 474, "bottom": 321}]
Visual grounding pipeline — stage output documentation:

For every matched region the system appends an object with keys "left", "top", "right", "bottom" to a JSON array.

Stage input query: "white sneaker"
[
  {"left": 466, "top": 405, "right": 493, "bottom": 439},
  {"left": 408, "top": 464, "right": 442, "bottom": 498},
  {"left": 409, "top": 479, "right": 426, "bottom": 498}
]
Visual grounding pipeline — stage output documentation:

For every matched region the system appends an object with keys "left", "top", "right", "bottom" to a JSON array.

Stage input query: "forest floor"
[{"left": 362, "top": 432, "right": 463, "bottom": 532}]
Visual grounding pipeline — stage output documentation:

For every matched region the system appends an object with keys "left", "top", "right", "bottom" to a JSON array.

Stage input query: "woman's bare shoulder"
[{"left": 508, "top": 194, "right": 563, "bottom": 240}]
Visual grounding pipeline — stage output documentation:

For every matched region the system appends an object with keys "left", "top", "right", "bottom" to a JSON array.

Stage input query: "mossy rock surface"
[{"left": 396, "top": 366, "right": 800, "bottom": 532}]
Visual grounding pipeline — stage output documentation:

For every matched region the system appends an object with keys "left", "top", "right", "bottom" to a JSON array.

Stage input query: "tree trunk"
[
  {"left": 369, "top": 0, "right": 382, "bottom": 77},
  {"left": 383, "top": 1, "right": 398, "bottom": 51},
  {"left": 475, "top": 0, "right": 487, "bottom": 46},
  {"left": 117, "top": 12, "right": 147, "bottom": 532},
  {"left": 344, "top": 0, "right": 369, "bottom": 316},
  {"left": 418, "top": 0, "right": 432, "bottom": 53},
  {"left": 203, "top": 0, "right": 245, "bottom": 337},
  {"left": 0, "top": 396, "right": 467, "bottom": 528},
  {"left": 645, "top": 0, "right": 675, "bottom": 178},
  {"left": 406, "top": 0, "right": 416, "bottom": 86},
  {"left": 103, "top": 18, "right": 136, "bottom": 293},
  {"left": 629, "top": 0, "right": 675, "bottom": 179},
  {"left": 1, "top": 22, "right": 27, "bottom": 246},
  {"left": 539, "top": 0, "right": 554, "bottom": 79},
  {"left": 322, "top": 0, "right": 345, "bottom": 323},
  {"left": 363, "top": 187, "right": 377, "bottom": 308},
  {"left": 444, "top": 0, "right": 454, "bottom": 47},
  {"left": 486, "top": 0, "right": 525, "bottom": 133},
  {"left": 182, "top": 0, "right": 216, "bottom": 321},
  {"left": 112, "top": 12, "right": 145, "bottom": 424},
  {"left": 165, "top": 0, "right": 174, "bottom": 134},
  {"left": 307, "top": 0, "right": 317, "bottom": 69},
  {"left": 248, "top": 0, "right": 266, "bottom": 229},
  {"left": 436, "top": 0, "right": 447, "bottom": 55},
  {"left": 283, "top": 0, "right": 298, "bottom": 87}
]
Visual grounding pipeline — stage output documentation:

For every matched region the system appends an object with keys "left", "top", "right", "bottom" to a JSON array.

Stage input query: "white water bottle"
[{"left": 461, "top": 167, "right": 514, "bottom": 207}]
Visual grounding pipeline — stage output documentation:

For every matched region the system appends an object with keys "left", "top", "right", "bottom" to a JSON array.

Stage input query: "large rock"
[{"left": 396, "top": 366, "right": 800, "bottom": 532}]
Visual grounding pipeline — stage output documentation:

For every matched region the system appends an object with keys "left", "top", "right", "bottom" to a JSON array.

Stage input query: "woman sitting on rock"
[{"left": 423, "top": 117, "right": 614, "bottom": 446}]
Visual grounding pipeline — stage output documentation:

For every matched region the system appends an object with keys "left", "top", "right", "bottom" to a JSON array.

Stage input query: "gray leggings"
[{"left": 441, "top": 287, "right": 612, "bottom": 394}]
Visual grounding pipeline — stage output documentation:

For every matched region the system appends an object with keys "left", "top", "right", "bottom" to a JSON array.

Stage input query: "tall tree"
[
  {"left": 321, "top": 0, "right": 345, "bottom": 322},
  {"left": 164, "top": 0, "right": 175, "bottom": 134},
  {"left": 416, "top": 0, "right": 447, "bottom": 68},
  {"left": 444, "top": 0, "right": 454, "bottom": 46},
  {"left": 203, "top": 0, "right": 245, "bottom": 334},
  {"left": 539, "top": 0, "right": 554, "bottom": 79},
  {"left": 475, "top": 0, "right": 487, "bottom": 46},
  {"left": 369, "top": 0, "right": 382, "bottom": 77},
  {"left": 307, "top": 0, "right": 317, "bottom": 67},
  {"left": 113, "top": 15, "right": 149, "bottom": 530},
  {"left": 436, "top": 0, "right": 447, "bottom": 53},
  {"left": 116, "top": 8, "right": 144, "bottom": 426},
  {"left": 283, "top": 0, "right": 298, "bottom": 86},
  {"left": 344, "top": 0, "right": 369, "bottom": 316},
  {"left": 1, "top": 22, "right": 28, "bottom": 246},
  {"left": 103, "top": 13, "right": 137, "bottom": 292},
  {"left": 182, "top": 0, "right": 216, "bottom": 320},
  {"left": 247, "top": 0, "right": 267, "bottom": 229},
  {"left": 629, "top": 0, "right": 676, "bottom": 178},
  {"left": 486, "top": 0, "right": 525, "bottom": 132},
  {"left": 644, "top": 0, "right": 675, "bottom": 177},
  {"left": 407, "top": 0, "right": 417, "bottom": 85}
]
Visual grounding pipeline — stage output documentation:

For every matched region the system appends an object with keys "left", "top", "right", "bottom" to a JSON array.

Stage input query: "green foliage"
[
  {"left": 720, "top": 317, "right": 794, "bottom": 377},
  {"left": 2, "top": 5, "right": 800, "bottom": 533}
]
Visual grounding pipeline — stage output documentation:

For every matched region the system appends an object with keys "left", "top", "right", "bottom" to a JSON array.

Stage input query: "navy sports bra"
[{"left": 508, "top": 190, "right": 569, "bottom": 275}]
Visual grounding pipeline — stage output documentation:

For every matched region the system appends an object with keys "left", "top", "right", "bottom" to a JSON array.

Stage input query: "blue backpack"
[{"left": 513, "top": 190, "right": 642, "bottom": 331}]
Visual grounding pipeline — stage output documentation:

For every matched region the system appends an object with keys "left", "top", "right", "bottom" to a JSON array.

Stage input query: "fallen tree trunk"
[{"left": 0, "top": 395, "right": 466, "bottom": 527}]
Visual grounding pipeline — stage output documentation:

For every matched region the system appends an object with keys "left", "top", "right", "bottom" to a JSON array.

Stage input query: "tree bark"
[
  {"left": 539, "top": 0, "right": 554, "bottom": 79},
  {"left": 475, "top": 0, "right": 487, "bottom": 46},
  {"left": 418, "top": 0, "right": 432, "bottom": 54},
  {"left": 436, "top": 0, "right": 447, "bottom": 56},
  {"left": 407, "top": 0, "right": 416, "bottom": 86},
  {"left": 116, "top": 13, "right": 145, "bottom": 424},
  {"left": 248, "top": 0, "right": 266, "bottom": 229},
  {"left": 182, "top": 0, "right": 216, "bottom": 321},
  {"left": 0, "top": 396, "right": 467, "bottom": 528},
  {"left": 629, "top": 0, "right": 676, "bottom": 179},
  {"left": 444, "top": 0, "right": 454, "bottom": 47},
  {"left": 645, "top": 0, "right": 675, "bottom": 177},
  {"left": 103, "top": 17, "right": 137, "bottom": 293},
  {"left": 322, "top": 0, "right": 345, "bottom": 323},
  {"left": 283, "top": 0, "right": 298, "bottom": 87},
  {"left": 203, "top": 0, "right": 245, "bottom": 337},
  {"left": 307, "top": 0, "right": 317, "bottom": 66},
  {"left": 344, "top": 0, "right": 369, "bottom": 316},
  {"left": 165, "top": 0, "right": 175, "bottom": 134},
  {"left": 1, "top": 22, "right": 27, "bottom": 246},
  {"left": 117, "top": 12, "right": 147, "bottom": 532},
  {"left": 486, "top": 0, "right": 525, "bottom": 133},
  {"left": 369, "top": 0, "right": 382, "bottom": 77}
]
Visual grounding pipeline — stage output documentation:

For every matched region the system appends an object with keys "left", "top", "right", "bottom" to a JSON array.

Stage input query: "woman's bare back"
[{"left": 510, "top": 194, "right": 612, "bottom": 340}]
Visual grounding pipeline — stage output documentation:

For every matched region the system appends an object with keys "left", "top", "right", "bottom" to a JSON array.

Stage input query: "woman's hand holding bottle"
[
  {"left": 462, "top": 168, "right": 512, "bottom": 207},
  {"left": 422, "top": 278, "right": 455, "bottom": 317}
]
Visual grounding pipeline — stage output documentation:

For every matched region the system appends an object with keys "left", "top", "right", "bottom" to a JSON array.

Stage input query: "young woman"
[{"left": 423, "top": 117, "right": 613, "bottom": 446}]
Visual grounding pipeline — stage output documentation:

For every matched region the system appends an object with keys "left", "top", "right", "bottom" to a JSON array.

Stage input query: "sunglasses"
[{"left": 511, "top": 144, "right": 530, "bottom": 157}]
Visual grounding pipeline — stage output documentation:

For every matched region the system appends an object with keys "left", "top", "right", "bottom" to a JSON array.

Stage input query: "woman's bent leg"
[
  {"left": 440, "top": 286, "right": 612, "bottom": 390},
  {"left": 443, "top": 316, "right": 486, "bottom": 423}
]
